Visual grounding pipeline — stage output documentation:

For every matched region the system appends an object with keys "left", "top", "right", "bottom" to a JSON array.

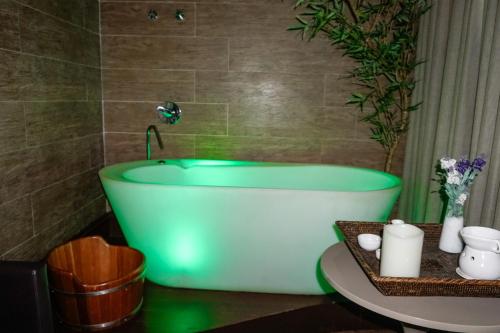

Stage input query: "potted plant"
[{"left": 291, "top": 0, "right": 430, "bottom": 172}]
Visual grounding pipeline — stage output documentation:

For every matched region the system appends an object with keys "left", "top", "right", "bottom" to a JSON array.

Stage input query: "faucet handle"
[{"left": 157, "top": 102, "right": 181, "bottom": 125}]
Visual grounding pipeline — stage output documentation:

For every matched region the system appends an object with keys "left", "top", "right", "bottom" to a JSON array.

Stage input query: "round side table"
[{"left": 320, "top": 242, "right": 500, "bottom": 333}]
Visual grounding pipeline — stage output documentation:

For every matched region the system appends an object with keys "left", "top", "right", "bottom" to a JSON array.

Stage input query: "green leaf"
[{"left": 292, "top": 0, "right": 430, "bottom": 171}]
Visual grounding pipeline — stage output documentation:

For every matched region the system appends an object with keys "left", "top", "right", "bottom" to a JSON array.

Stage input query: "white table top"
[{"left": 320, "top": 242, "right": 500, "bottom": 333}]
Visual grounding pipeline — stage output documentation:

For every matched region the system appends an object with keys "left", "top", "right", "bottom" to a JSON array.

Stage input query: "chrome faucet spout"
[{"left": 146, "top": 125, "right": 164, "bottom": 160}]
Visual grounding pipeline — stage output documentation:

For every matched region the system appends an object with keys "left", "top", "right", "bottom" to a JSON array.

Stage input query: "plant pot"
[{"left": 439, "top": 216, "right": 464, "bottom": 253}]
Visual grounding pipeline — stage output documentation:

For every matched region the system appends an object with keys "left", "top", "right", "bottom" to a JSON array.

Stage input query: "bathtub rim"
[{"left": 99, "top": 159, "right": 401, "bottom": 193}]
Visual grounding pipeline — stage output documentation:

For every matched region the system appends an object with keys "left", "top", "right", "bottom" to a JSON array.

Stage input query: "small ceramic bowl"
[{"left": 357, "top": 233, "right": 381, "bottom": 251}]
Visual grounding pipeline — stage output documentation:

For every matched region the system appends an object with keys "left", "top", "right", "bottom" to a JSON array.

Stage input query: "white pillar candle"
[{"left": 380, "top": 223, "right": 424, "bottom": 278}]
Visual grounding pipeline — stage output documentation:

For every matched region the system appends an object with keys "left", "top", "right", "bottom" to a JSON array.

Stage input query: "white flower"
[
  {"left": 440, "top": 157, "right": 456, "bottom": 170},
  {"left": 446, "top": 170, "right": 461, "bottom": 185},
  {"left": 455, "top": 193, "right": 467, "bottom": 205}
]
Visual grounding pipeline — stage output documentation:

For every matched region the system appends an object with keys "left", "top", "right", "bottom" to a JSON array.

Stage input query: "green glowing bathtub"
[{"left": 99, "top": 159, "right": 401, "bottom": 295}]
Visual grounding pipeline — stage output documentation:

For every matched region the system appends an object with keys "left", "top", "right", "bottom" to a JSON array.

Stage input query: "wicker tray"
[{"left": 336, "top": 221, "right": 500, "bottom": 297}]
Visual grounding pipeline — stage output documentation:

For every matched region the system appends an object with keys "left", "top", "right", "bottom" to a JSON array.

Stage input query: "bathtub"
[{"left": 99, "top": 159, "right": 401, "bottom": 295}]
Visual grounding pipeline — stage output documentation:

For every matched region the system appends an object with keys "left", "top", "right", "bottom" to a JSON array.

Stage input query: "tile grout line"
[
  {"left": 193, "top": 72, "right": 197, "bottom": 103},
  {"left": 3, "top": 99, "right": 352, "bottom": 108},
  {"left": 99, "top": 66, "right": 334, "bottom": 77},
  {"left": 0, "top": 194, "right": 31, "bottom": 210},
  {"left": 323, "top": 73, "right": 327, "bottom": 107},
  {"left": 33, "top": 194, "right": 106, "bottom": 238},
  {"left": 193, "top": 0, "right": 197, "bottom": 104},
  {"left": 102, "top": 1, "right": 197, "bottom": 3},
  {"left": 104, "top": 131, "right": 375, "bottom": 142},
  {"left": 29, "top": 195, "right": 36, "bottom": 239},
  {"left": 227, "top": 38, "right": 230, "bottom": 72},
  {"left": 16, "top": 4, "right": 21, "bottom": 52},
  {"left": 0, "top": 166, "right": 100, "bottom": 224},
  {"left": 103, "top": 100, "right": 226, "bottom": 105},
  {"left": 226, "top": 104, "right": 229, "bottom": 136},
  {"left": 0, "top": 133, "right": 102, "bottom": 158},
  {"left": 99, "top": 0, "right": 107, "bottom": 167},
  {"left": 29, "top": 167, "right": 101, "bottom": 203},
  {"left": 21, "top": 101, "right": 29, "bottom": 150},
  {"left": 193, "top": 135, "right": 197, "bottom": 159},
  {"left": 101, "top": 33, "right": 226, "bottom": 39},
  {"left": 193, "top": 2, "right": 197, "bottom": 37},
  {"left": 1, "top": 99, "right": 94, "bottom": 103},
  {"left": 101, "top": 66, "right": 196, "bottom": 72},
  {"left": 0, "top": 47, "right": 100, "bottom": 70}
]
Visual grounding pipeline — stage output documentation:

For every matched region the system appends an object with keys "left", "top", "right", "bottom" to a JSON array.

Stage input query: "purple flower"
[
  {"left": 472, "top": 157, "right": 486, "bottom": 171},
  {"left": 456, "top": 159, "right": 470, "bottom": 175}
]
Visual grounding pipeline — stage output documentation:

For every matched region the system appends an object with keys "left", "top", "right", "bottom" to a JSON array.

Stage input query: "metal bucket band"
[{"left": 50, "top": 270, "right": 145, "bottom": 297}]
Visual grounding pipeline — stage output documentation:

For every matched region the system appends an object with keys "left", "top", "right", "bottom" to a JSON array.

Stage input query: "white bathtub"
[{"left": 99, "top": 159, "right": 401, "bottom": 294}]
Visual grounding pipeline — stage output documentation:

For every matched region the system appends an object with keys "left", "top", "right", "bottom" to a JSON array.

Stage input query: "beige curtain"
[{"left": 400, "top": 0, "right": 500, "bottom": 228}]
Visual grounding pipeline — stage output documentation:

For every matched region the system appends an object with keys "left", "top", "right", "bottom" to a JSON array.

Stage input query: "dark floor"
[{"left": 53, "top": 214, "right": 403, "bottom": 333}]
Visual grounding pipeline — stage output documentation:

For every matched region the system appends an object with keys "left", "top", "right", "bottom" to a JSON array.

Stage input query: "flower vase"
[{"left": 439, "top": 215, "right": 464, "bottom": 253}]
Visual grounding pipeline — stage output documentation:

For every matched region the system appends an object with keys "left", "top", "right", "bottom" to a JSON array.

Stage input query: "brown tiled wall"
[
  {"left": 0, "top": 0, "right": 104, "bottom": 260},
  {"left": 101, "top": 1, "right": 404, "bottom": 170}
]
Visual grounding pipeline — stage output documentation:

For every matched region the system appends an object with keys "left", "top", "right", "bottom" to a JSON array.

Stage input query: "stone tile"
[
  {"left": 196, "top": 71, "right": 324, "bottom": 106},
  {"left": 15, "top": 0, "right": 85, "bottom": 28},
  {"left": 3, "top": 196, "right": 106, "bottom": 261},
  {"left": 28, "top": 138, "right": 93, "bottom": 190},
  {"left": 195, "top": 135, "right": 322, "bottom": 163},
  {"left": 102, "top": 69, "right": 194, "bottom": 102},
  {"left": 82, "top": 30, "right": 101, "bottom": 67},
  {"left": 228, "top": 104, "right": 356, "bottom": 139},
  {"left": 196, "top": 3, "right": 296, "bottom": 38},
  {"left": 25, "top": 101, "right": 102, "bottom": 146},
  {"left": 86, "top": 67, "right": 102, "bottom": 101},
  {"left": 230, "top": 38, "right": 354, "bottom": 74},
  {"left": 105, "top": 102, "right": 227, "bottom": 135},
  {"left": 0, "top": 51, "right": 87, "bottom": 101},
  {"left": 88, "top": 134, "right": 104, "bottom": 168},
  {"left": 0, "top": 0, "right": 20, "bottom": 51},
  {"left": 0, "top": 149, "right": 34, "bottom": 204},
  {"left": 21, "top": 55, "right": 87, "bottom": 101},
  {"left": 0, "top": 197, "right": 33, "bottom": 255},
  {"left": 0, "top": 102, "right": 26, "bottom": 154},
  {"left": 31, "top": 168, "right": 102, "bottom": 233},
  {"left": 102, "top": 36, "right": 228, "bottom": 71},
  {"left": 20, "top": 6, "right": 99, "bottom": 66},
  {"left": 105, "top": 132, "right": 195, "bottom": 164},
  {"left": 101, "top": 2, "right": 195, "bottom": 36},
  {"left": 0, "top": 138, "right": 93, "bottom": 204},
  {"left": 321, "top": 106, "right": 358, "bottom": 139},
  {"left": 320, "top": 139, "right": 386, "bottom": 170},
  {"left": 228, "top": 103, "right": 322, "bottom": 138},
  {"left": 325, "top": 74, "right": 367, "bottom": 107},
  {"left": 0, "top": 50, "right": 22, "bottom": 100},
  {"left": 84, "top": 0, "right": 100, "bottom": 33}
]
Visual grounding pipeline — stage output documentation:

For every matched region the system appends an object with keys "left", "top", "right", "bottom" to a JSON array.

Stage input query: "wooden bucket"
[{"left": 47, "top": 236, "right": 145, "bottom": 330}]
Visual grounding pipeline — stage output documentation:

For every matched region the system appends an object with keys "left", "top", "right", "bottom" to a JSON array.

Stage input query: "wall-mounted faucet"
[
  {"left": 146, "top": 101, "right": 182, "bottom": 160},
  {"left": 146, "top": 125, "right": 164, "bottom": 160},
  {"left": 156, "top": 102, "right": 181, "bottom": 125}
]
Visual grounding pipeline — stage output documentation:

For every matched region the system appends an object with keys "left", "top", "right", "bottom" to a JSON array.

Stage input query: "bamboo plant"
[{"left": 291, "top": 0, "right": 430, "bottom": 172}]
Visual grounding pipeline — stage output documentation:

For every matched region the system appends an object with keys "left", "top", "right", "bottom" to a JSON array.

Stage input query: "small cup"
[
  {"left": 375, "top": 248, "right": 381, "bottom": 260},
  {"left": 357, "top": 233, "right": 381, "bottom": 251}
]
